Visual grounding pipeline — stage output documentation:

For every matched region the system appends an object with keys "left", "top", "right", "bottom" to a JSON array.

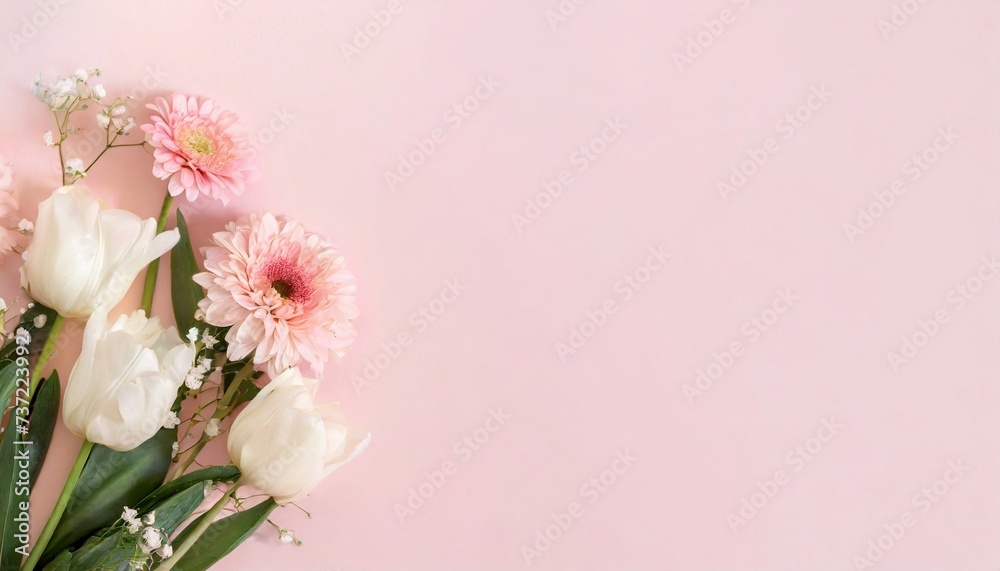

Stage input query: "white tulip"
[
  {"left": 63, "top": 305, "right": 194, "bottom": 451},
  {"left": 227, "top": 367, "right": 370, "bottom": 504},
  {"left": 20, "top": 185, "right": 179, "bottom": 318}
]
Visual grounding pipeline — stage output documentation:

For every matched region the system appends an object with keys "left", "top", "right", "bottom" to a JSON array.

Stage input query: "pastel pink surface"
[{"left": 1, "top": 1, "right": 998, "bottom": 570}]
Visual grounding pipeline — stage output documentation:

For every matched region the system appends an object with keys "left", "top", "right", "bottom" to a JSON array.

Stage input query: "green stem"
[
  {"left": 219, "top": 358, "right": 256, "bottom": 410},
  {"left": 139, "top": 193, "right": 174, "bottom": 315},
  {"left": 155, "top": 480, "right": 241, "bottom": 570},
  {"left": 169, "top": 358, "right": 256, "bottom": 480},
  {"left": 83, "top": 142, "right": 147, "bottom": 173},
  {"left": 170, "top": 439, "right": 208, "bottom": 482},
  {"left": 53, "top": 110, "right": 67, "bottom": 185},
  {"left": 21, "top": 440, "right": 95, "bottom": 571},
  {"left": 27, "top": 314, "right": 65, "bottom": 397}
]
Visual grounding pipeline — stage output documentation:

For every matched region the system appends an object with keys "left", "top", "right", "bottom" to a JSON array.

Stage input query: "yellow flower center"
[{"left": 184, "top": 130, "right": 214, "bottom": 155}]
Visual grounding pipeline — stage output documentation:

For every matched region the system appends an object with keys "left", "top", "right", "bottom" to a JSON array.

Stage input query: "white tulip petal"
[
  {"left": 20, "top": 186, "right": 180, "bottom": 318},
  {"left": 227, "top": 367, "right": 368, "bottom": 504},
  {"left": 62, "top": 306, "right": 191, "bottom": 451}
]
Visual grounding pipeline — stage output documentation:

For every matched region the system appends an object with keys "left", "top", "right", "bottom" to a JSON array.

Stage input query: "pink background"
[{"left": 1, "top": 1, "right": 999, "bottom": 569}]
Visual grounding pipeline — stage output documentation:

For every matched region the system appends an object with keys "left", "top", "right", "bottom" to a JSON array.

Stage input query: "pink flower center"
[{"left": 261, "top": 257, "right": 313, "bottom": 304}]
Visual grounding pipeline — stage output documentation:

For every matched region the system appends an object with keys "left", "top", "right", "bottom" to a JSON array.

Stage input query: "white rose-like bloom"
[
  {"left": 20, "top": 185, "right": 179, "bottom": 318},
  {"left": 63, "top": 305, "right": 194, "bottom": 451},
  {"left": 227, "top": 367, "right": 370, "bottom": 504}
]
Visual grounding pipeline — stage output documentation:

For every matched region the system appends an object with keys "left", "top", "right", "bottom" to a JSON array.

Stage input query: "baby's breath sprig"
[{"left": 32, "top": 69, "right": 147, "bottom": 184}]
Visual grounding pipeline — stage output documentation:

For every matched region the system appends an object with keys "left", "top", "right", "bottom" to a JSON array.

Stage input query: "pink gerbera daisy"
[
  {"left": 194, "top": 212, "right": 358, "bottom": 377},
  {"left": 142, "top": 94, "right": 253, "bottom": 205}
]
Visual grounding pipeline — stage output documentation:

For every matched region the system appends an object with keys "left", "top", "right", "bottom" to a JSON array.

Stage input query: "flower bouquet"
[{"left": 0, "top": 68, "right": 368, "bottom": 571}]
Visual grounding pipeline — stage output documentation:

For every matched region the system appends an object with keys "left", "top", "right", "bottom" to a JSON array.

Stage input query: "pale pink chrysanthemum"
[
  {"left": 194, "top": 212, "right": 358, "bottom": 377},
  {"left": 0, "top": 157, "right": 24, "bottom": 257},
  {"left": 141, "top": 94, "right": 253, "bottom": 205}
]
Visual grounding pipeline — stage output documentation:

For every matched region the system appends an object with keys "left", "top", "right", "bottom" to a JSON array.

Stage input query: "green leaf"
[
  {"left": 0, "top": 304, "right": 58, "bottom": 412},
  {"left": 147, "top": 481, "right": 213, "bottom": 536},
  {"left": 26, "top": 372, "right": 60, "bottom": 490},
  {"left": 5, "top": 305, "right": 59, "bottom": 364},
  {"left": 136, "top": 466, "right": 240, "bottom": 513},
  {"left": 0, "top": 372, "right": 60, "bottom": 570},
  {"left": 0, "top": 385, "right": 28, "bottom": 570},
  {"left": 0, "top": 360, "right": 15, "bottom": 416},
  {"left": 0, "top": 305, "right": 56, "bottom": 352},
  {"left": 38, "top": 428, "right": 176, "bottom": 565},
  {"left": 43, "top": 481, "right": 214, "bottom": 571},
  {"left": 0, "top": 304, "right": 60, "bottom": 570},
  {"left": 171, "top": 210, "right": 205, "bottom": 334},
  {"left": 172, "top": 499, "right": 277, "bottom": 571},
  {"left": 41, "top": 549, "right": 71, "bottom": 571},
  {"left": 60, "top": 530, "right": 138, "bottom": 571}
]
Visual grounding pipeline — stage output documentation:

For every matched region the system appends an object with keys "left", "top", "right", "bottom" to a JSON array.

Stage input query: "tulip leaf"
[
  {"left": 54, "top": 528, "right": 146, "bottom": 571},
  {"left": 0, "top": 359, "right": 14, "bottom": 416},
  {"left": 171, "top": 498, "right": 278, "bottom": 571},
  {"left": 0, "top": 406, "right": 26, "bottom": 571},
  {"left": 147, "top": 481, "right": 217, "bottom": 536},
  {"left": 5, "top": 305, "right": 60, "bottom": 367},
  {"left": 0, "top": 304, "right": 61, "bottom": 569},
  {"left": 136, "top": 465, "right": 240, "bottom": 513},
  {"left": 171, "top": 210, "right": 205, "bottom": 334},
  {"left": 39, "top": 428, "right": 177, "bottom": 566},
  {"left": 41, "top": 549, "right": 71, "bottom": 571},
  {"left": 0, "top": 369, "right": 60, "bottom": 569},
  {"left": 0, "top": 304, "right": 58, "bottom": 359},
  {"left": 66, "top": 532, "right": 136, "bottom": 571},
  {"left": 61, "top": 531, "right": 136, "bottom": 571},
  {"left": 42, "top": 481, "right": 211, "bottom": 571},
  {"left": 0, "top": 304, "right": 58, "bottom": 411},
  {"left": 26, "top": 372, "right": 61, "bottom": 490}
]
